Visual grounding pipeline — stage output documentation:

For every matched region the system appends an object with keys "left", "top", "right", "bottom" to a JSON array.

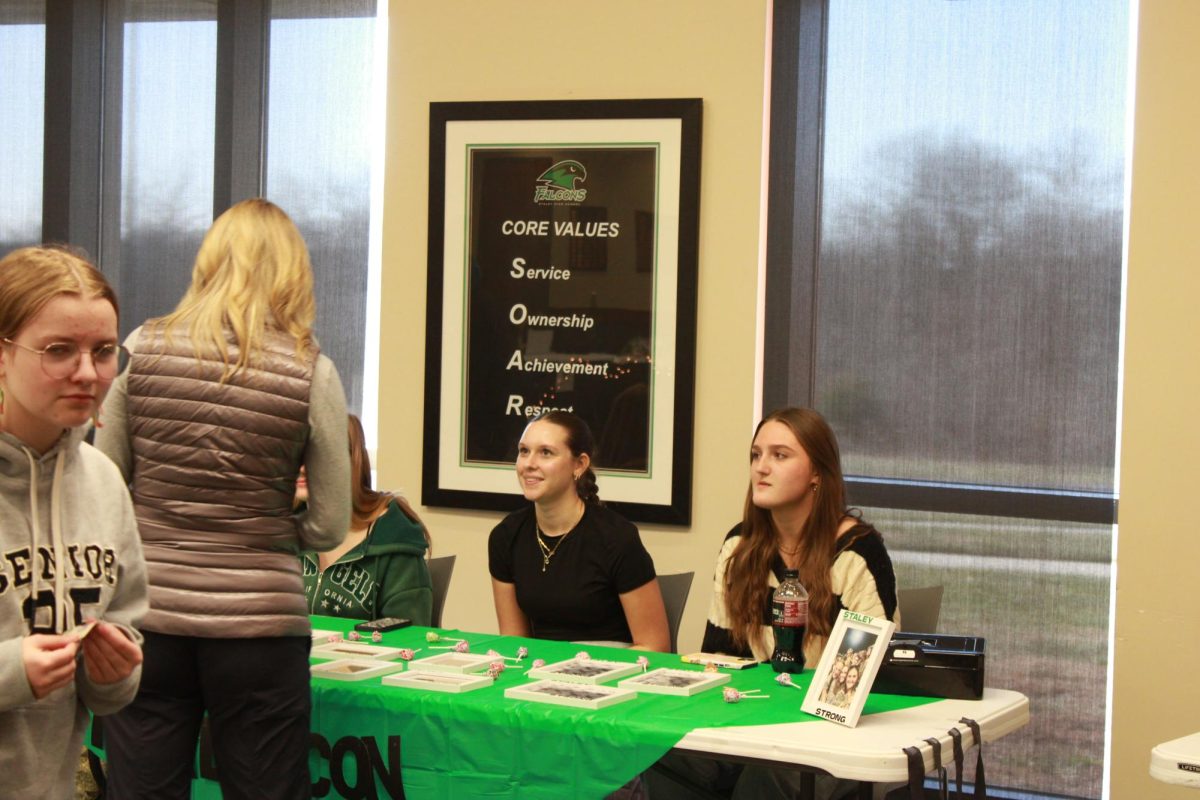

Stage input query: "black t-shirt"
[{"left": 488, "top": 504, "right": 657, "bottom": 643}]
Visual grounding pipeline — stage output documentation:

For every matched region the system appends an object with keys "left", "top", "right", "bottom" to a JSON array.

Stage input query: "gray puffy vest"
[{"left": 127, "top": 324, "right": 314, "bottom": 637}]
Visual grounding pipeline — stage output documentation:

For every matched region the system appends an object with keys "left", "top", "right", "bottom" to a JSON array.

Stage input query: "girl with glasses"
[{"left": 0, "top": 245, "right": 148, "bottom": 798}]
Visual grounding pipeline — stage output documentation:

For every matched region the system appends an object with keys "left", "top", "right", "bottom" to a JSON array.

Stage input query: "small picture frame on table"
[
  {"left": 408, "top": 652, "right": 497, "bottom": 674},
  {"left": 383, "top": 671, "right": 493, "bottom": 693},
  {"left": 311, "top": 658, "right": 406, "bottom": 682},
  {"left": 311, "top": 641, "right": 407, "bottom": 661},
  {"left": 618, "top": 667, "right": 730, "bottom": 696},
  {"left": 801, "top": 609, "right": 895, "bottom": 728},
  {"left": 505, "top": 680, "right": 638, "bottom": 710},
  {"left": 526, "top": 657, "right": 643, "bottom": 685}
]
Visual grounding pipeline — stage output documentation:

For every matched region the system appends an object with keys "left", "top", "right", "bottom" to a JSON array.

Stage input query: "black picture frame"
[{"left": 421, "top": 99, "right": 701, "bottom": 525}]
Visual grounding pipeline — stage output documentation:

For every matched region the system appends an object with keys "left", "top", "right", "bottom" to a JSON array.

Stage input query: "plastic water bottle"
[{"left": 771, "top": 569, "right": 808, "bottom": 673}]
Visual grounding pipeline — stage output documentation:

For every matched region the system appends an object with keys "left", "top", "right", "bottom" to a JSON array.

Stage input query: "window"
[
  {"left": 767, "top": 2, "right": 1129, "bottom": 796},
  {"left": 0, "top": 2, "right": 44, "bottom": 253},
  {"left": 1, "top": 0, "right": 382, "bottom": 421}
]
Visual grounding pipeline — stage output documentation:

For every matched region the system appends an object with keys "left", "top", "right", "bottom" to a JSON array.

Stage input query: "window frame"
[{"left": 763, "top": 0, "right": 1118, "bottom": 525}]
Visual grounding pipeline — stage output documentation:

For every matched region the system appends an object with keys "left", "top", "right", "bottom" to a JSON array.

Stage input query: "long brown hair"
[
  {"left": 724, "top": 407, "right": 860, "bottom": 653},
  {"left": 348, "top": 414, "right": 430, "bottom": 549}
]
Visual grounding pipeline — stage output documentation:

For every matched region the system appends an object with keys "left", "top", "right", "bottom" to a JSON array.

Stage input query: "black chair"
[
  {"left": 658, "top": 571, "right": 694, "bottom": 654},
  {"left": 427, "top": 554, "right": 456, "bottom": 628}
]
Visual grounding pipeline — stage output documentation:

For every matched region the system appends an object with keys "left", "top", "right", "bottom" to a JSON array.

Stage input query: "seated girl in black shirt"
[{"left": 488, "top": 411, "right": 670, "bottom": 650}]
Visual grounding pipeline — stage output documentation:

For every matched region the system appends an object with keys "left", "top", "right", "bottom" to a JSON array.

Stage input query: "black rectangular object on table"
[{"left": 872, "top": 633, "right": 985, "bottom": 700}]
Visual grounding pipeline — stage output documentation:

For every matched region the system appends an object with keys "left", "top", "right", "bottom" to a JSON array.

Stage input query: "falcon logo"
[{"left": 534, "top": 160, "right": 588, "bottom": 203}]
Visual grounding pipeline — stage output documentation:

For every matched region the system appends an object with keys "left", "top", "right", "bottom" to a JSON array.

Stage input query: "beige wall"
[
  {"left": 377, "top": 1, "right": 1198, "bottom": 796},
  {"left": 377, "top": 1, "right": 770, "bottom": 654},
  {"left": 1112, "top": 1, "right": 1200, "bottom": 797}
]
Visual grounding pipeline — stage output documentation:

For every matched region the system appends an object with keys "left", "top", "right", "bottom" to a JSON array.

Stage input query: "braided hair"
[{"left": 529, "top": 410, "right": 602, "bottom": 506}]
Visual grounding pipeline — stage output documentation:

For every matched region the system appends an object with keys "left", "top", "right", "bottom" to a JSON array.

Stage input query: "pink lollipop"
[
  {"left": 524, "top": 658, "right": 547, "bottom": 675},
  {"left": 636, "top": 655, "right": 649, "bottom": 673},
  {"left": 575, "top": 651, "right": 591, "bottom": 661},
  {"left": 397, "top": 648, "right": 419, "bottom": 661},
  {"left": 516, "top": 646, "right": 529, "bottom": 661},
  {"left": 347, "top": 631, "right": 362, "bottom": 642},
  {"left": 722, "top": 687, "right": 769, "bottom": 704},
  {"left": 775, "top": 673, "right": 804, "bottom": 691},
  {"left": 489, "top": 659, "right": 506, "bottom": 674},
  {"left": 371, "top": 631, "right": 383, "bottom": 643},
  {"left": 487, "top": 664, "right": 504, "bottom": 680},
  {"left": 326, "top": 633, "right": 343, "bottom": 644},
  {"left": 454, "top": 640, "right": 469, "bottom": 653}
]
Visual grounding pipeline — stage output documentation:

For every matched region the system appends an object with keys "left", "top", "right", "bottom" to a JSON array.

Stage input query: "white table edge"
[{"left": 672, "top": 687, "right": 1030, "bottom": 783}]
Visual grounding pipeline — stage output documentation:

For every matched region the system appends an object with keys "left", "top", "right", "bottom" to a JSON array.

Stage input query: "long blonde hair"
[{"left": 154, "top": 198, "right": 316, "bottom": 376}]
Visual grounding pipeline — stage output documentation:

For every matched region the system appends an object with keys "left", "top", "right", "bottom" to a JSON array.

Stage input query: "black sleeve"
[
  {"left": 487, "top": 509, "right": 527, "bottom": 583},
  {"left": 602, "top": 509, "right": 657, "bottom": 594}
]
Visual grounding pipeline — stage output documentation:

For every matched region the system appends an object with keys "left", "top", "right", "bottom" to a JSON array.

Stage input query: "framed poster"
[
  {"left": 801, "top": 610, "right": 896, "bottom": 728},
  {"left": 422, "top": 99, "right": 702, "bottom": 524}
]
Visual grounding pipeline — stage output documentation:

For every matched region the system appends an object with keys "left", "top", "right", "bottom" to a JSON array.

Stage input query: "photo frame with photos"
[
  {"left": 526, "top": 657, "right": 643, "bottom": 685},
  {"left": 617, "top": 667, "right": 730, "bottom": 696},
  {"left": 383, "top": 671, "right": 493, "bottom": 693},
  {"left": 311, "top": 641, "right": 407, "bottom": 661},
  {"left": 801, "top": 609, "right": 896, "bottom": 727},
  {"left": 505, "top": 680, "right": 638, "bottom": 710},
  {"left": 408, "top": 652, "right": 497, "bottom": 674},
  {"left": 311, "top": 658, "right": 406, "bottom": 682}
]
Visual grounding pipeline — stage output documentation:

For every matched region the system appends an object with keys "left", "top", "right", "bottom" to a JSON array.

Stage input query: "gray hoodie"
[{"left": 0, "top": 427, "right": 148, "bottom": 798}]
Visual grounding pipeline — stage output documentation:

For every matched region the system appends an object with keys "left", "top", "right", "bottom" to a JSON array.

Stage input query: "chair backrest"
[
  {"left": 657, "top": 571, "right": 694, "bottom": 653},
  {"left": 427, "top": 554, "right": 456, "bottom": 628},
  {"left": 896, "top": 584, "right": 944, "bottom": 633}
]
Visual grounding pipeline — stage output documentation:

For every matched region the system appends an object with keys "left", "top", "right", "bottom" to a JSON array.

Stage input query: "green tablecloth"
[
  {"left": 86, "top": 617, "right": 937, "bottom": 798},
  {"left": 304, "top": 616, "right": 937, "bottom": 799}
]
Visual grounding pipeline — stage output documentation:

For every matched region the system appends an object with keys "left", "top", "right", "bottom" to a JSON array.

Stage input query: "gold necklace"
[{"left": 536, "top": 524, "right": 574, "bottom": 572}]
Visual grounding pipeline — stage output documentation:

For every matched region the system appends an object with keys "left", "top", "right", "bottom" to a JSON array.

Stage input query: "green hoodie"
[{"left": 301, "top": 499, "right": 432, "bottom": 625}]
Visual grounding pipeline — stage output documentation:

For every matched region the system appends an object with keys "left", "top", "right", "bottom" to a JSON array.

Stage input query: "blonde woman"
[
  {"left": 96, "top": 199, "right": 350, "bottom": 799},
  {"left": 0, "top": 246, "right": 147, "bottom": 798}
]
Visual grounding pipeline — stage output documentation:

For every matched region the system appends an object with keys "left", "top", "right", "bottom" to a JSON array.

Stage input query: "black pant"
[{"left": 104, "top": 631, "right": 312, "bottom": 800}]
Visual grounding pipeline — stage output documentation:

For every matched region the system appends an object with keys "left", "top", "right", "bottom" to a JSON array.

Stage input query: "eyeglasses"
[{"left": 1, "top": 338, "right": 129, "bottom": 380}]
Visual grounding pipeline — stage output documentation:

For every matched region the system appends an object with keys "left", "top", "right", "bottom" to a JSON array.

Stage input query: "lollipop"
[
  {"left": 524, "top": 658, "right": 547, "bottom": 676},
  {"left": 487, "top": 663, "right": 504, "bottom": 680},
  {"left": 487, "top": 648, "right": 524, "bottom": 662},
  {"left": 489, "top": 659, "right": 506, "bottom": 674},
  {"left": 326, "top": 633, "right": 343, "bottom": 644},
  {"left": 426, "top": 631, "right": 464, "bottom": 644},
  {"left": 722, "top": 687, "right": 769, "bottom": 704},
  {"left": 703, "top": 663, "right": 720, "bottom": 673},
  {"left": 775, "top": 673, "right": 804, "bottom": 691},
  {"left": 371, "top": 631, "right": 383, "bottom": 643},
  {"left": 516, "top": 646, "right": 529, "bottom": 662},
  {"left": 346, "top": 631, "right": 362, "bottom": 642},
  {"left": 636, "top": 655, "right": 649, "bottom": 673},
  {"left": 429, "top": 639, "right": 471, "bottom": 652},
  {"left": 575, "top": 651, "right": 592, "bottom": 661},
  {"left": 397, "top": 648, "right": 420, "bottom": 661}
]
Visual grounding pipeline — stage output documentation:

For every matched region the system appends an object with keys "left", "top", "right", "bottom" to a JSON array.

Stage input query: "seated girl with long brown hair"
[
  {"left": 701, "top": 405, "right": 900, "bottom": 664},
  {"left": 300, "top": 414, "right": 433, "bottom": 625},
  {"left": 648, "top": 407, "right": 900, "bottom": 800}
]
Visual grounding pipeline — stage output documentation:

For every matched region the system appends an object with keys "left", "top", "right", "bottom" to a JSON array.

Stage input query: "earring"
[{"left": 811, "top": 483, "right": 818, "bottom": 492}]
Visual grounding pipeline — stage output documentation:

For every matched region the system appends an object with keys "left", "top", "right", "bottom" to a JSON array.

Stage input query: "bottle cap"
[{"left": 782, "top": 569, "right": 799, "bottom": 578}]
